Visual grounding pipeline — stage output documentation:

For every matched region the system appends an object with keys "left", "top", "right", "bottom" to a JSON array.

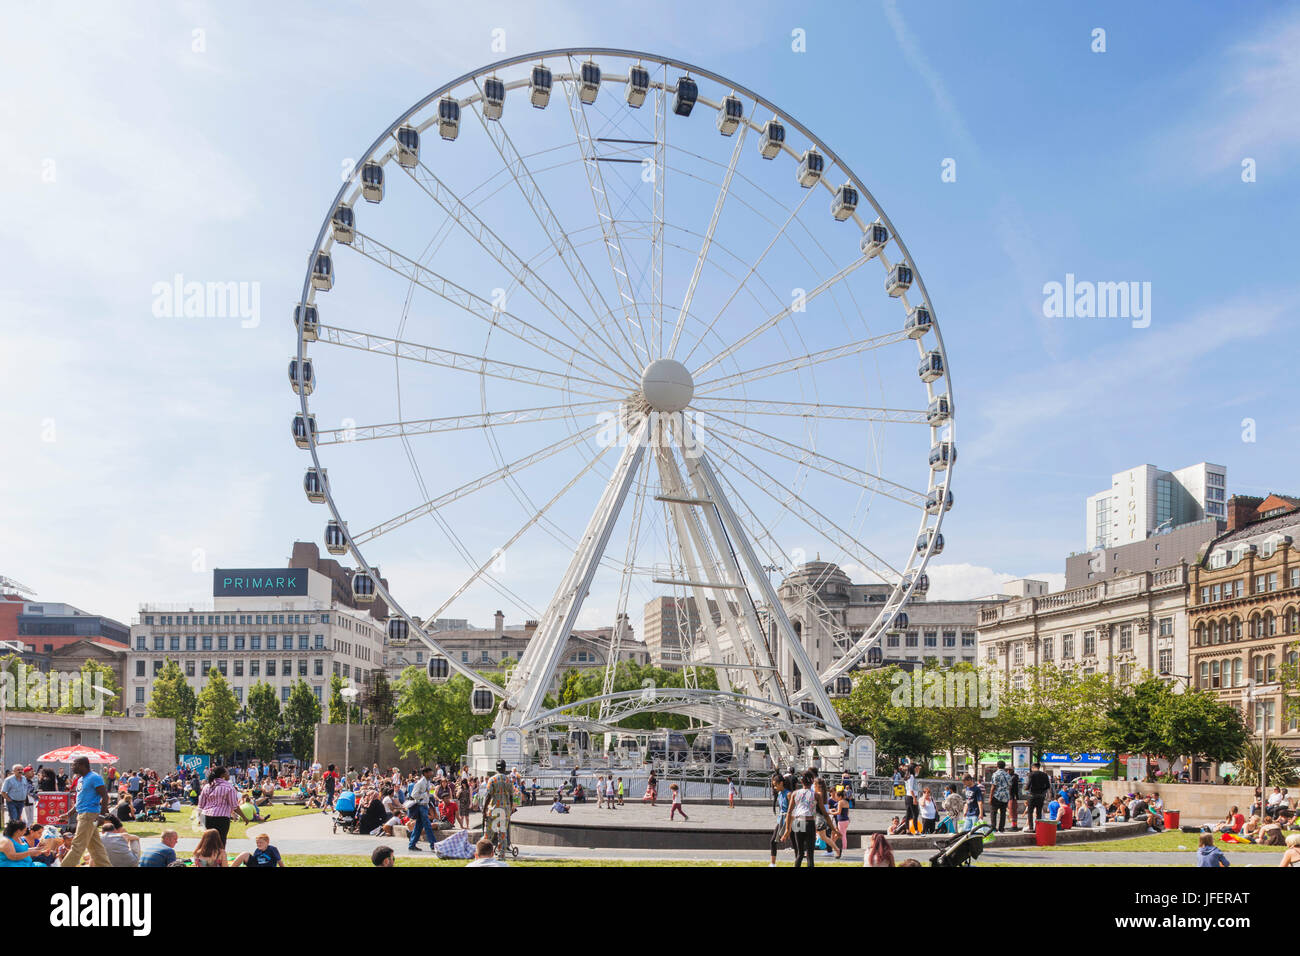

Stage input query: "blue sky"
[{"left": 1, "top": 0, "right": 1298, "bottom": 629}]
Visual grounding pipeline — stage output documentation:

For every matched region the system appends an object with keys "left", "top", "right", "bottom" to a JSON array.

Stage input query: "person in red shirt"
[
  {"left": 439, "top": 797, "right": 458, "bottom": 827},
  {"left": 1058, "top": 798, "right": 1074, "bottom": 830}
]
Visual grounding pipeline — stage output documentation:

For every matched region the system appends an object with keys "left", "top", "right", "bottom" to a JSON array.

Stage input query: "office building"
[{"left": 1085, "top": 462, "right": 1227, "bottom": 549}]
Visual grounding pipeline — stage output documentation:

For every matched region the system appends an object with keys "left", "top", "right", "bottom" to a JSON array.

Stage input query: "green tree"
[
  {"left": 195, "top": 669, "right": 242, "bottom": 761},
  {"left": 362, "top": 670, "right": 395, "bottom": 726},
  {"left": 244, "top": 681, "right": 282, "bottom": 760},
  {"left": 1235, "top": 739, "right": 1300, "bottom": 788},
  {"left": 55, "top": 661, "right": 124, "bottom": 716},
  {"left": 393, "top": 670, "right": 496, "bottom": 763},
  {"left": 1104, "top": 677, "right": 1176, "bottom": 780},
  {"left": 146, "top": 658, "right": 198, "bottom": 755},
  {"left": 283, "top": 680, "right": 322, "bottom": 764},
  {"left": 1156, "top": 688, "right": 1248, "bottom": 770},
  {"left": 833, "top": 665, "right": 934, "bottom": 773},
  {"left": 326, "top": 672, "right": 360, "bottom": 724}
]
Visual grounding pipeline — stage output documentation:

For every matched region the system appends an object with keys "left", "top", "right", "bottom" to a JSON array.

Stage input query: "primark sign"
[{"left": 213, "top": 568, "right": 309, "bottom": 597}]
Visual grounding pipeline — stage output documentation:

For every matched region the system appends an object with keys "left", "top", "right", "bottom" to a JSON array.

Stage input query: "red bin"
[
  {"left": 1163, "top": 810, "right": 1180, "bottom": 830},
  {"left": 1035, "top": 820, "right": 1058, "bottom": 846}
]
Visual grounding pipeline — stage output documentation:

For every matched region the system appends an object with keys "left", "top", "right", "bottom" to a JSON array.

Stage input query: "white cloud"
[{"left": 924, "top": 562, "right": 1064, "bottom": 601}]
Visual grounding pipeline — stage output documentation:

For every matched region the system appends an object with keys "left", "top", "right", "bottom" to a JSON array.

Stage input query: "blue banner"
[
  {"left": 1041, "top": 752, "right": 1113, "bottom": 765},
  {"left": 180, "top": 754, "right": 210, "bottom": 778}
]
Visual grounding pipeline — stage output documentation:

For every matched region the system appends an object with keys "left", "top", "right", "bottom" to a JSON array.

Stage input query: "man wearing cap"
[
  {"left": 2, "top": 764, "right": 28, "bottom": 823},
  {"left": 22, "top": 767, "right": 38, "bottom": 826}
]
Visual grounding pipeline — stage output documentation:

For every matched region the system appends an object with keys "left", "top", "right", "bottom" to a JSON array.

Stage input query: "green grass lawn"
[
  {"left": 1018, "top": 831, "right": 1282, "bottom": 853},
  {"left": 124, "top": 802, "right": 321, "bottom": 841}
]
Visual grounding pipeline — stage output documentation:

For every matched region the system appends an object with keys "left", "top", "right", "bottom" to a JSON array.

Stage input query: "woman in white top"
[
  {"left": 782, "top": 771, "right": 819, "bottom": 868},
  {"left": 919, "top": 786, "right": 938, "bottom": 834}
]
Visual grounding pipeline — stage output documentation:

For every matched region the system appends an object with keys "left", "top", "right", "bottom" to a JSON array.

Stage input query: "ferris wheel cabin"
[
  {"left": 758, "top": 118, "right": 785, "bottom": 158},
  {"left": 324, "top": 519, "right": 347, "bottom": 555},
  {"left": 351, "top": 571, "right": 376, "bottom": 604},
  {"left": 530, "top": 65, "right": 553, "bottom": 108},
  {"left": 918, "top": 350, "right": 945, "bottom": 383},
  {"left": 360, "top": 161, "right": 384, "bottom": 203},
  {"left": 294, "top": 303, "right": 318, "bottom": 342},
  {"left": 926, "top": 394, "right": 952, "bottom": 426},
  {"left": 796, "top": 148, "right": 824, "bottom": 187},
  {"left": 905, "top": 305, "right": 933, "bottom": 339},
  {"left": 470, "top": 688, "right": 495, "bottom": 715},
  {"left": 926, "top": 489, "right": 955, "bottom": 515},
  {"left": 625, "top": 64, "right": 650, "bottom": 107},
  {"left": 830, "top": 182, "right": 858, "bottom": 221},
  {"left": 928, "top": 440, "right": 957, "bottom": 473},
  {"left": 437, "top": 96, "right": 461, "bottom": 141},
  {"left": 395, "top": 124, "right": 420, "bottom": 167},
  {"left": 916, "top": 531, "right": 945, "bottom": 556},
  {"left": 673, "top": 75, "right": 698, "bottom": 116},
  {"left": 311, "top": 252, "right": 333, "bottom": 291},
  {"left": 288, "top": 358, "right": 313, "bottom": 396},
  {"left": 885, "top": 262, "right": 913, "bottom": 297},
  {"left": 330, "top": 204, "right": 354, "bottom": 245},
  {"left": 577, "top": 60, "right": 601, "bottom": 104},
  {"left": 716, "top": 94, "right": 743, "bottom": 135},
  {"left": 860, "top": 221, "right": 889, "bottom": 258},
  {"left": 303, "top": 467, "right": 327, "bottom": 504},
  {"left": 481, "top": 76, "right": 506, "bottom": 119},
  {"left": 386, "top": 618, "right": 409, "bottom": 645},
  {"left": 291, "top": 413, "right": 316, "bottom": 449},
  {"left": 427, "top": 656, "right": 450, "bottom": 683}
]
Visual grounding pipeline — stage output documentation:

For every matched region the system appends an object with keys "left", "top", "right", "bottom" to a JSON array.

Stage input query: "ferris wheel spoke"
[
  {"left": 347, "top": 230, "right": 619, "bottom": 385},
  {"left": 695, "top": 410, "right": 930, "bottom": 509},
  {"left": 421, "top": 436, "right": 620, "bottom": 628},
  {"left": 599, "top": 453, "right": 652, "bottom": 712},
  {"left": 313, "top": 400, "right": 614, "bottom": 445},
  {"left": 315, "top": 323, "right": 621, "bottom": 401},
  {"left": 678, "top": 174, "right": 819, "bottom": 366},
  {"left": 693, "top": 328, "right": 912, "bottom": 396},
  {"left": 352, "top": 421, "right": 605, "bottom": 546},
  {"left": 693, "top": 254, "right": 873, "bottom": 378},
  {"left": 701, "top": 429, "right": 905, "bottom": 582},
  {"left": 669, "top": 114, "right": 749, "bottom": 359},
  {"left": 469, "top": 82, "right": 646, "bottom": 367},
  {"left": 650, "top": 71, "right": 667, "bottom": 358},
  {"left": 563, "top": 57, "right": 652, "bottom": 362},
  {"left": 691, "top": 396, "right": 930, "bottom": 425},
  {"left": 397, "top": 159, "right": 641, "bottom": 384}
]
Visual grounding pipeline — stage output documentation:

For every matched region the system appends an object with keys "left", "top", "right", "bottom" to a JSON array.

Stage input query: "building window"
[
  {"left": 314, "top": 634, "right": 325, "bottom": 649},
  {"left": 1158, "top": 617, "right": 1173, "bottom": 637},
  {"left": 905, "top": 630, "right": 918, "bottom": 648},
  {"left": 234, "top": 661, "right": 244, "bottom": 677},
  {"left": 1083, "top": 631, "right": 1095, "bottom": 656},
  {"left": 152, "top": 660, "right": 163, "bottom": 676},
  {"left": 169, "top": 636, "right": 180, "bottom": 651},
  {"left": 924, "top": 632, "right": 937, "bottom": 648},
  {"left": 298, "top": 660, "right": 307, "bottom": 676},
  {"left": 1119, "top": 662, "right": 1134, "bottom": 684},
  {"left": 1061, "top": 634, "right": 1074, "bottom": 659},
  {"left": 281, "top": 686, "right": 291, "bottom": 703},
  {"left": 1013, "top": 643, "right": 1024, "bottom": 666},
  {"left": 961, "top": 631, "right": 976, "bottom": 647},
  {"left": 886, "top": 635, "right": 899, "bottom": 647},
  {"left": 217, "top": 635, "right": 228, "bottom": 651},
  {"left": 251, "top": 636, "right": 261, "bottom": 650},
  {"left": 314, "top": 659, "right": 323, "bottom": 676},
  {"left": 267, "top": 661, "right": 276, "bottom": 677},
  {"left": 1042, "top": 637, "right": 1054, "bottom": 662},
  {"left": 250, "top": 661, "right": 260, "bottom": 677},
  {"left": 217, "top": 660, "right": 227, "bottom": 676},
  {"left": 201, "top": 636, "right": 212, "bottom": 651},
  {"left": 153, "top": 636, "right": 164, "bottom": 652},
  {"left": 135, "top": 661, "right": 145, "bottom": 677},
  {"left": 234, "top": 636, "right": 245, "bottom": 650},
  {"left": 1119, "top": 626, "right": 1132, "bottom": 652},
  {"left": 200, "top": 660, "right": 211, "bottom": 676},
  {"left": 185, "top": 661, "right": 195, "bottom": 677},
  {"left": 185, "top": 636, "right": 196, "bottom": 651},
  {"left": 267, "top": 636, "right": 277, "bottom": 651},
  {"left": 1158, "top": 648, "right": 1172, "bottom": 674},
  {"left": 135, "top": 687, "right": 145, "bottom": 704}
]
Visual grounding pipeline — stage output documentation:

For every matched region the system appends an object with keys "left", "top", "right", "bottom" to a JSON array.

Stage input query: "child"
[
  {"left": 670, "top": 783, "right": 688, "bottom": 821},
  {"left": 728, "top": 779, "right": 737, "bottom": 809}
]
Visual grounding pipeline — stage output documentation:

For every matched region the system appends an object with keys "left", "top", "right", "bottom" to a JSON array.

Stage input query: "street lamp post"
[{"left": 340, "top": 685, "right": 359, "bottom": 775}]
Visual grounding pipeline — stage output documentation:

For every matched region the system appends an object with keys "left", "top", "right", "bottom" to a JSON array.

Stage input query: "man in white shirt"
[{"left": 466, "top": 836, "right": 509, "bottom": 867}]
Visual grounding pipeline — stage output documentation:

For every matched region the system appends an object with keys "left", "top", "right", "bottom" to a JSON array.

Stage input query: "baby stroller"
[
  {"left": 136, "top": 790, "right": 168, "bottom": 824},
  {"left": 929, "top": 822, "right": 994, "bottom": 867},
  {"left": 332, "top": 805, "right": 359, "bottom": 834}
]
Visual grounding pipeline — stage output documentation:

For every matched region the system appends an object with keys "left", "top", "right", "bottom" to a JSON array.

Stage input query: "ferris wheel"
[{"left": 290, "top": 48, "right": 954, "bottom": 770}]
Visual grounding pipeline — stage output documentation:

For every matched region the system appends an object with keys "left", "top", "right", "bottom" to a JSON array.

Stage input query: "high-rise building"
[
  {"left": 126, "top": 543, "right": 387, "bottom": 718},
  {"left": 1085, "top": 462, "right": 1227, "bottom": 549}
]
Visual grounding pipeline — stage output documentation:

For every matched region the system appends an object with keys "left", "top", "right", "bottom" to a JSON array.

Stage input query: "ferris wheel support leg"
[
  {"left": 686, "top": 449, "right": 848, "bottom": 744},
  {"left": 500, "top": 417, "right": 650, "bottom": 728}
]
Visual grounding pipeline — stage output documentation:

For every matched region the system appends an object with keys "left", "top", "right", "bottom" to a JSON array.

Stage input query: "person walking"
[
  {"left": 962, "top": 774, "right": 984, "bottom": 831},
  {"left": 406, "top": 766, "right": 436, "bottom": 851},
  {"left": 669, "top": 782, "right": 688, "bottom": 821},
  {"left": 1025, "top": 762, "right": 1051, "bottom": 830},
  {"left": 605, "top": 775, "right": 617, "bottom": 810},
  {"left": 59, "top": 756, "right": 111, "bottom": 868},
  {"left": 197, "top": 766, "right": 248, "bottom": 846},
  {"left": 1, "top": 765, "right": 27, "bottom": 824},
  {"left": 769, "top": 772, "right": 792, "bottom": 866},
  {"left": 1007, "top": 764, "right": 1021, "bottom": 829},
  {"left": 784, "top": 772, "right": 818, "bottom": 868},
  {"left": 990, "top": 760, "right": 1011, "bottom": 832},
  {"left": 728, "top": 778, "right": 737, "bottom": 809}
]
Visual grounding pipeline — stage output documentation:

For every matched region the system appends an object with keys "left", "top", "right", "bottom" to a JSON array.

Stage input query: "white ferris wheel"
[{"left": 291, "top": 49, "right": 955, "bottom": 771}]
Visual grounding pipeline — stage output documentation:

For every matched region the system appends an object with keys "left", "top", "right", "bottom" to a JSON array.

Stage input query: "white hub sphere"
[{"left": 640, "top": 359, "right": 694, "bottom": 413}]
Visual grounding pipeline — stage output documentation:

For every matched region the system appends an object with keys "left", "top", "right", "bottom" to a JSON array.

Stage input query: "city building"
[
  {"left": 1187, "top": 494, "right": 1300, "bottom": 770},
  {"left": 126, "top": 543, "right": 387, "bottom": 718},
  {"left": 1085, "top": 462, "right": 1227, "bottom": 549},
  {"left": 383, "top": 609, "right": 649, "bottom": 692},
  {"left": 979, "top": 565, "right": 1191, "bottom": 692},
  {"left": 1065, "top": 517, "right": 1224, "bottom": 589},
  {"left": 0, "top": 599, "right": 130, "bottom": 653},
  {"left": 642, "top": 596, "right": 703, "bottom": 669}
]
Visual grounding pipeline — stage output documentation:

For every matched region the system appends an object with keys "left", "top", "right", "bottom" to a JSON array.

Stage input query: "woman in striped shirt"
[{"left": 198, "top": 767, "right": 249, "bottom": 846}]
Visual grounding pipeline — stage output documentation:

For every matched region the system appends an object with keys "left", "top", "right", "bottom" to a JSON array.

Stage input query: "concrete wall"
[
  {"left": 0, "top": 711, "right": 175, "bottom": 771},
  {"left": 1099, "top": 780, "right": 1255, "bottom": 820},
  {"left": 312, "top": 722, "right": 422, "bottom": 773}
]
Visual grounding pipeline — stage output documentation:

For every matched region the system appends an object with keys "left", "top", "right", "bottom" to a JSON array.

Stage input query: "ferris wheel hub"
[{"left": 639, "top": 359, "right": 694, "bottom": 413}]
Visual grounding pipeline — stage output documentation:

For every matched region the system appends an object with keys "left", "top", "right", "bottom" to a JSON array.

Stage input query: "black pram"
[{"left": 929, "top": 822, "right": 994, "bottom": 867}]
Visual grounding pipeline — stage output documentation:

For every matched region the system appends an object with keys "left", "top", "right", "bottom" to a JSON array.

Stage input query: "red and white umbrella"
[{"left": 35, "top": 745, "right": 119, "bottom": 765}]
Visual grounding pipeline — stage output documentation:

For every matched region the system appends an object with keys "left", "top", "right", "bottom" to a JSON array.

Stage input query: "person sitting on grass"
[
  {"left": 191, "top": 827, "right": 227, "bottom": 867},
  {"left": 139, "top": 830, "right": 179, "bottom": 867},
  {"left": 240, "top": 793, "right": 272, "bottom": 824},
  {"left": 233, "top": 833, "right": 283, "bottom": 868},
  {"left": 1240, "top": 814, "right": 1263, "bottom": 842},
  {"left": 1215, "top": 805, "right": 1245, "bottom": 833},
  {"left": 1196, "top": 832, "right": 1230, "bottom": 867},
  {"left": 99, "top": 818, "right": 142, "bottom": 867}
]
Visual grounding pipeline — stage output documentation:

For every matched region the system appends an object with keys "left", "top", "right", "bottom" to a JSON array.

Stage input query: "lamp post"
[{"left": 340, "top": 685, "right": 359, "bottom": 775}]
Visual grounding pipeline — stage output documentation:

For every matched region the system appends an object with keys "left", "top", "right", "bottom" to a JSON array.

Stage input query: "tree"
[
  {"left": 283, "top": 681, "right": 322, "bottom": 764},
  {"left": 1235, "top": 740, "right": 1299, "bottom": 788},
  {"left": 244, "top": 681, "right": 282, "bottom": 760},
  {"left": 393, "top": 670, "right": 496, "bottom": 763},
  {"left": 1156, "top": 689, "right": 1248, "bottom": 770},
  {"left": 1105, "top": 677, "right": 1177, "bottom": 780},
  {"left": 326, "top": 673, "right": 359, "bottom": 724},
  {"left": 55, "top": 661, "right": 124, "bottom": 717},
  {"left": 147, "top": 658, "right": 198, "bottom": 755},
  {"left": 195, "top": 669, "right": 242, "bottom": 761},
  {"left": 833, "top": 665, "right": 934, "bottom": 773}
]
